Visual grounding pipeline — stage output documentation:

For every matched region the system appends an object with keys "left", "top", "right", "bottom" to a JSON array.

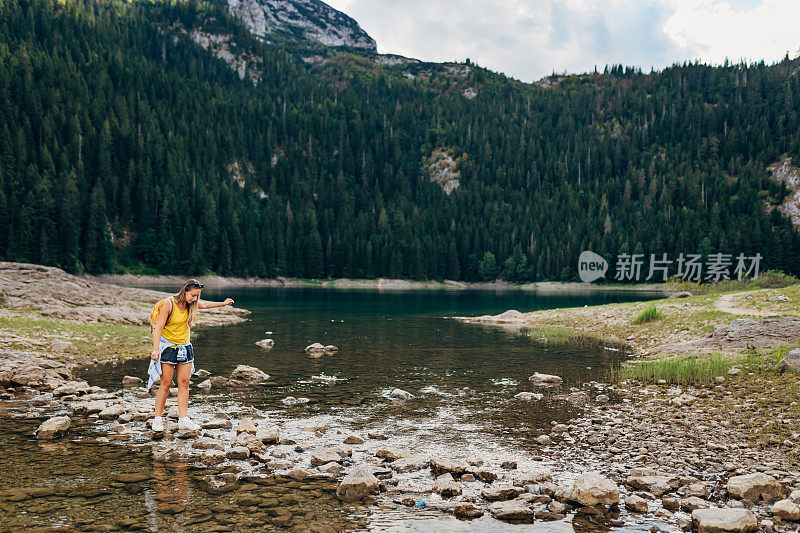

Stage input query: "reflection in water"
[{"left": 148, "top": 459, "right": 190, "bottom": 520}]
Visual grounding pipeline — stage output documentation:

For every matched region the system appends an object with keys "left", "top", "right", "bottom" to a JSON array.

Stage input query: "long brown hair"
[{"left": 172, "top": 279, "right": 201, "bottom": 327}]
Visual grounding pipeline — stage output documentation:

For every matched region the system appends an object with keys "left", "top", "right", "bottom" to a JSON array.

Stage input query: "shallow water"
[{"left": 3, "top": 287, "right": 661, "bottom": 531}]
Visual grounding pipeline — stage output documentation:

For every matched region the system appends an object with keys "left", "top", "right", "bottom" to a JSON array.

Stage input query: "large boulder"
[
  {"left": 570, "top": 471, "right": 620, "bottom": 506},
  {"left": 691, "top": 508, "right": 758, "bottom": 533},
  {"left": 726, "top": 473, "right": 782, "bottom": 502},
  {"left": 336, "top": 466, "right": 380, "bottom": 502},
  {"left": 228, "top": 365, "right": 270, "bottom": 385},
  {"left": 779, "top": 349, "right": 800, "bottom": 373},
  {"left": 35, "top": 416, "right": 71, "bottom": 439}
]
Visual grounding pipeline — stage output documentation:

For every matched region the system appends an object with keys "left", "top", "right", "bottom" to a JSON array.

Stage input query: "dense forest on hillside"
[{"left": 2, "top": 0, "right": 799, "bottom": 281}]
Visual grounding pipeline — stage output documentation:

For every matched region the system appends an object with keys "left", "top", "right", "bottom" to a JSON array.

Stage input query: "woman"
[{"left": 149, "top": 279, "right": 234, "bottom": 432}]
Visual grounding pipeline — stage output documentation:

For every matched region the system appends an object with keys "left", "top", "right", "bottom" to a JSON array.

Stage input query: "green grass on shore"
[
  {"left": 0, "top": 309, "right": 149, "bottom": 361},
  {"left": 633, "top": 305, "right": 663, "bottom": 324},
  {"left": 611, "top": 344, "right": 794, "bottom": 386}
]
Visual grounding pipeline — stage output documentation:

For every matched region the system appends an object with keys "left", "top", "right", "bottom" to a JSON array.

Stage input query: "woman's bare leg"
[
  {"left": 154, "top": 364, "right": 175, "bottom": 416},
  {"left": 176, "top": 363, "right": 192, "bottom": 419}
]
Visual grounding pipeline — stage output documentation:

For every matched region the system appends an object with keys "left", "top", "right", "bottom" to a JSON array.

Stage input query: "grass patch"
[
  {"left": 611, "top": 344, "right": 796, "bottom": 386},
  {"left": 612, "top": 353, "right": 730, "bottom": 385},
  {"left": 633, "top": 305, "right": 663, "bottom": 324}
]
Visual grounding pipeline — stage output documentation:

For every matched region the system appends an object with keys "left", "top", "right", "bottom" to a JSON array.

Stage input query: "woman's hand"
[
  {"left": 150, "top": 350, "right": 160, "bottom": 361},
  {"left": 223, "top": 298, "right": 234, "bottom": 306}
]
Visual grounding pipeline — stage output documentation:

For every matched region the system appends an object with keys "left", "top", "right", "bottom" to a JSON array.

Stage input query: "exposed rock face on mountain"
[
  {"left": 767, "top": 157, "right": 800, "bottom": 229},
  {"left": 227, "top": 0, "right": 376, "bottom": 50}
]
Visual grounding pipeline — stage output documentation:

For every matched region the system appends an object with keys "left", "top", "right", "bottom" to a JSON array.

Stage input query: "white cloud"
[
  {"left": 663, "top": 0, "right": 800, "bottom": 65},
  {"left": 325, "top": 0, "right": 799, "bottom": 82}
]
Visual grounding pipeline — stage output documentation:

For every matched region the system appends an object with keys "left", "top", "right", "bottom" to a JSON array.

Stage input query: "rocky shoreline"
[
  {"left": 2, "top": 346, "right": 799, "bottom": 531},
  {"left": 87, "top": 272, "right": 669, "bottom": 293},
  {"left": 455, "top": 285, "right": 800, "bottom": 358}
]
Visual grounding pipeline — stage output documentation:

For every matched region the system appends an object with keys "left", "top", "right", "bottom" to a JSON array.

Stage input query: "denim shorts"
[{"left": 160, "top": 345, "right": 194, "bottom": 365}]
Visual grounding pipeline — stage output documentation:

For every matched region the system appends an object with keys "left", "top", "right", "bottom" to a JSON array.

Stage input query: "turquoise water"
[{"left": 86, "top": 287, "right": 657, "bottom": 448}]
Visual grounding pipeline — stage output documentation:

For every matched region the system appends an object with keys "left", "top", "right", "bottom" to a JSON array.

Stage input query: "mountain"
[
  {"left": 1, "top": 0, "right": 799, "bottom": 282},
  {"left": 227, "top": 0, "right": 376, "bottom": 50}
]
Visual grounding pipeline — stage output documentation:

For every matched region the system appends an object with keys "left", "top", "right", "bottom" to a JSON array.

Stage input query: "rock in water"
[
  {"left": 344, "top": 434, "right": 364, "bottom": 444},
  {"left": 726, "top": 473, "right": 782, "bottom": 502},
  {"left": 528, "top": 372, "right": 563, "bottom": 385},
  {"left": 336, "top": 466, "right": 380, "bottom": 502},
  {"left": 310, "top": 448, "right": 342, "bottom": 467},
  {"left": 691, "top": 508, "right": 758, "bottom": 533},
  {"left": 488, "top": 500, "right": 535, "bottom": 522},
  {"left": 256, "top": 425, "right": 280, "bottom": 444},
  {"left": 236, "top": 418, "right": 257, "bottom": 435},
  {"left": 305, "top": 343, "right": 325, "bottom": 355},
  {"left": 198, "top": 474, "right": 239, "bottom": 495},
  {"left": 570, "top": 471, "right": 620, "bottom": 506},
  {"left": 454, "top": 502, "right": 484, "bottom": 518},
  {"left": 429, "top": 458, "right": 469, "bottom": 477},
  {"left": 432, "top": 473, "right": 462, "bottom": 497},
  {"left": 35, "top": 416, "right": 71, "bottom": 439},
  {"left": 625, "top": 495, "right": 649, "bottom": 513},
  {"left": 514, "top": 392, "right": 543, "bottom": 401},
  {"left": 228, "top": 365, "right": 270, "bottom": 385},
  {"left": 779, "top": 349, "right": 800, "bottom": 373},
  {"left": 122, "top": 375, "right": 142, "bottom": 387},
  {"left": 390, "top": 388, "right": 414, "bottom": 400},
  {"left": 482, "top": 485, "right": 523, "bottom": 501},
  {"left": 255, "top": 338, "right": 274, "bottom": 349},
  {"left": 771, "top": 499, "right": 800, "bottom": 521}
]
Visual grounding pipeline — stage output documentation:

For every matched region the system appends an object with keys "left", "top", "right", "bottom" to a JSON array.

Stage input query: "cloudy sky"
[{"left": 325, "top": 0, "right": 800, "bottom": 82}]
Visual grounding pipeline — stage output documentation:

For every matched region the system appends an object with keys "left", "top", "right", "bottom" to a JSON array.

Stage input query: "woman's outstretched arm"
[{"left": 197, "top": 298, "right": 234, "bottom": 310}]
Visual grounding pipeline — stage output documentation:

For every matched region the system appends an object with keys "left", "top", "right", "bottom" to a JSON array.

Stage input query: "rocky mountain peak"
[{"left": 227, "top": 0, "right": 377, "bottom": 50}]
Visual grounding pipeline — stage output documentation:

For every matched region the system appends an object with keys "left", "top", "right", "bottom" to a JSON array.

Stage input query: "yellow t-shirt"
[{"left": 162, "top": 298, "right": 190, "bottom": 344}]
